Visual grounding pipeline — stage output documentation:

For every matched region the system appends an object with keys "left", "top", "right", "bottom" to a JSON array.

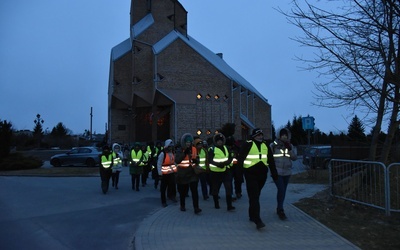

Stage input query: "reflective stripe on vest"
[
  {"left": 101, "top": 155, "right": 113, "bottom": 168},
  {"left": 273, "top": 148, "right": 290, "bottom": 158},
  {"left": 161, "top": 153, "right": 177, "bottom": 174},
  {"left": 112, "top": 152, "right": 122, "bottom": 165},
  {"left": 178, "top": 146, "right": 197, "bottom": 168},
  {"left": 209, "top": 146, "right": 229, "bottom": 172},
  {"left": 243, "top": 141, "right": 268, "bottom": 168},
  {"left": 131, "top": 150, "right": 146, "bottom": 166}
]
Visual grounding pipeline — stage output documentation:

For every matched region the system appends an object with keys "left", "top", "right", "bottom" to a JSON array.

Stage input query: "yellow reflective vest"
[{"left": 243, "top": 141, "right": 268, "bottom": 168}]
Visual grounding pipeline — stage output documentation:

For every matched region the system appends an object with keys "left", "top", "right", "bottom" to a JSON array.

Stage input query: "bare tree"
[{"left": 280, "top": 0, "right": 400, "bottom": 163}]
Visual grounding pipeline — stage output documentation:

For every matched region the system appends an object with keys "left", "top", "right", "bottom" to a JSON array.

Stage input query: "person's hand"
[
  {"left": 284, "top": 142, "right": 292, "bottom": 151},
  {"left": 184, "top": 148, "right": 191, "bottom": 155}
]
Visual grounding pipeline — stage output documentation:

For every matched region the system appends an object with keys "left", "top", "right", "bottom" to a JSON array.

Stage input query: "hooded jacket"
[
  {"left": 112, "top": 143, "right": 123, "bottom": 172},
  {"left": 270, "top": 128, "right": 297, "bottom": 176},
  {"left": 175, "top": 133, "right": 198, "bottom": 184}
]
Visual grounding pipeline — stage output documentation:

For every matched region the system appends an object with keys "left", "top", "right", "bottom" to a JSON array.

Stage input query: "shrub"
[{"left": 0, "top": 153, "right": 43, "bottom": 171}]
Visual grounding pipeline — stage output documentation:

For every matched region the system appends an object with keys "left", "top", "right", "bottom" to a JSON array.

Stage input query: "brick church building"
[{"left": 108, "top": 0, "right": 272, "bottom": 145}]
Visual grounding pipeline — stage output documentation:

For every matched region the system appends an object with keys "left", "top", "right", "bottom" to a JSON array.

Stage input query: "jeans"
[{"left": 274, "top": 175, "right": 291, "bottom": 210}]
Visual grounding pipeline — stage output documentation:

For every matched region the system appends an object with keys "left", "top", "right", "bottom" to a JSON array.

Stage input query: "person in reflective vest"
[
  {"left": 238, "top": 128, "right": 278, "bottom": 229},
  {"left": 140, "top": 143, "right": 150, "bottom": 187},
  {"left": 208, "top": 133, "right": 235, "bottom": 211},
  {"left": 100, "top": 145, "right": 113, "bottom": 194},
  {"left": 111, "top": 143, "right": 123, "bottom": 189},
  {"left": 270, "top": 128, "right": 297, "bottom": 220},
  {"left": 226, "top": 137, "right": 243, "bottom": 201},
  {"left": 151, "top": 141, "right": 163, "bottom": 189},
  {"left": 194, "top": 138, "right": 211, "bottom": 200},
  {"left": 130, "top": 142, "right": 145, "bottom": 191},
  {"left": 157, "top": 139, "right": 177, "bottom": 207},
  {"left": 175, "top": 133, "right": 202, "bottom": 214}
]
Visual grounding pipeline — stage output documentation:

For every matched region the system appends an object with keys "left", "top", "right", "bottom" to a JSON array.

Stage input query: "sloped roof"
[
  {"left": 110, "top": 13, "right": 269, "bottom": 104},
  {"left": 153, "top": 30, "right": 268, "bottom": 103}
]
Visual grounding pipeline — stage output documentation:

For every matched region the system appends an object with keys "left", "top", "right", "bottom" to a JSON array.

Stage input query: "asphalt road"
[
  {"left": 0, "top": 158, "right": 309, "bottom": 250},
  {"left": 0, "top": 169, "right": 160, "bottom": 250}
]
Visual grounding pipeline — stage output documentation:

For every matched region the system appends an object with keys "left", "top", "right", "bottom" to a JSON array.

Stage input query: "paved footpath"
[{"left": 133, "top": 181, "right": 360, "bottom": 250}]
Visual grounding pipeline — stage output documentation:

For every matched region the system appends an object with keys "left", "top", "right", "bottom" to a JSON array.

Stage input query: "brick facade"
[{"left": 108, "top": 0, "right": 272, "bottom": 145}]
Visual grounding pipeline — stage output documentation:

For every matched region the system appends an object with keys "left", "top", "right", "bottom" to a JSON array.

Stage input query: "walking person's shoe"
[
  {"left": 277, "top": 208, "right": 287, "bottom": 220},
  {"left": 256, "top": 221, "right": 266, "bottom": 229},
  {"left": 227, "top": 206, "right": 236, "bottom": 211},
  {"left": 194, "top": 208, "right": 202, "bottom": 214},
  {"left": 180, "top": 206, "right": 186, "bottom": 212}
]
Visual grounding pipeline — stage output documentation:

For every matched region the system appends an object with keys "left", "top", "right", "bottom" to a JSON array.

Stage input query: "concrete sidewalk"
[{"left": 132, "top": 181, "right": 359, "bottom": 250}]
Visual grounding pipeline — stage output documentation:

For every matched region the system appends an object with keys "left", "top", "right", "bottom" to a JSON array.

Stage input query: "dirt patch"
[{"left": 291, "top": 170, "right": 400, "bottom": 250}]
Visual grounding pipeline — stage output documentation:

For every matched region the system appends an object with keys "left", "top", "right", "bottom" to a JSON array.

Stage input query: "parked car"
[
  {"left": 50, "top": 147, "right": 101, "bottom": 167},
  {"left": 302, "top": 145, "right": 332, "bottom": 169}
]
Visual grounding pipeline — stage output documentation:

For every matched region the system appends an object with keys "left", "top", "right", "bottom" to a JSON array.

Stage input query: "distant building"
[{"left": 108, "top": 0, "right": 272, "bottom": 144}]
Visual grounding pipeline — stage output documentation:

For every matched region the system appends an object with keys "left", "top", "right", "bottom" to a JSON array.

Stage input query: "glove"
[
  {"left": 184, "top": 148, "right": 191, "bottom": 155},
  {"left": 217, "top": 162, "right": 225, "bottom": 168},
  {"left": 284, "top": 142, "right": 292, "bottom": 151}
]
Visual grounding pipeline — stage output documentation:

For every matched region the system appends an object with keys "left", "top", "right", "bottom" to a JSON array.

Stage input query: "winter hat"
[
  {"left": 164, "top": 139, "right": 174, "bottom": 147},
  {"left": 251, "top": 128, "right": 263, "bottom": 138},
  {"left": 279, "top": 129, "right": 288, "bottom": 137},
  {"left": 215, "top": 134, "right": 224, "bottom": 141},
  {"left": 194, "top": 138, "right": 203, "bottom": 146}
]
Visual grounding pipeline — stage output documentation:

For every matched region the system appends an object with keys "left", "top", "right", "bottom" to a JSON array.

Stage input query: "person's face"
[
  {"left": 254, "top": 133, "right": 263, "bottom": 142},
  {"left": 185, "top": 141, "right": 192, "bottom": 148},
  {"left": 280, "top": 134, "right": 288, "bottom": 141},
  {"left": 114, "top": 146, "right": 120, "bottom": 152},
  {"left": 216, "top": 139, "right": 223, "bottom": 146}
]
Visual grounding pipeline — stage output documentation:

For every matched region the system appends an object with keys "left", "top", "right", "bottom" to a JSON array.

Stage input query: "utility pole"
[{"left": 90, "top": 107, "right": 93, "bottom": 140}]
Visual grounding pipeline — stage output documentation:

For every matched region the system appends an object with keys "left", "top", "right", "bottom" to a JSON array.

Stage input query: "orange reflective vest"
[
  {"left": 161, "top": 152, "right": 177, "bottom": 175},
  {"left": 177, "top": 146, "right": 197, "bottom": 168}
]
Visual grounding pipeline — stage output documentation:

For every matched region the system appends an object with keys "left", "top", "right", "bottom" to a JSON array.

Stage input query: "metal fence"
[{"left": 329, "top": 159, "right": 400, "bottom": 216}]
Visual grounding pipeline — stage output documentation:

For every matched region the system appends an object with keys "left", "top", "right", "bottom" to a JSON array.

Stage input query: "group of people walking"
[{"left": 99, "top": 127, "right": 297, "bottom": 230}]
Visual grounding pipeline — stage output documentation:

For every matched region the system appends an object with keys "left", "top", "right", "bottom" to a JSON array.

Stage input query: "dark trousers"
[
  {"left": 177, "top": 181, "right": 200, "bottom": 209},
  {"left": 111, "top": 171, "right": 120, "bottom": 187},
  {"left": 99, "top": 167, "right": 112, "bottom": 194},
  {"left": 274, "top": 175, "right": 291, "bottom": 210},
  {"left": 141, "top": 164, "right": 151, "bottom": 186},
  {"left": 231, "top": 165, "right": 244, "bottom": 195},
  {"left": 198, "top": 172, "right": 210, "bottom": 198},
  {"left": 210, "top": 170, "right": 233, "bottom": 207},
  {"left": 131, "top": 174, "right": 140, "bottom": 190},
  {"left": 244, "top": 173, "right": 267, "bottom": 223},
  {"left": 160, "top": 173, "right": 176, "bottom": 204}
]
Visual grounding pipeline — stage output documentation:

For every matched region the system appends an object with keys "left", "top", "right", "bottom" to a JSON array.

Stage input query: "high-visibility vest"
[
  {"left": 101, "top": 154, "right": 113, "bottom": 168},
  {"left": 198, "top": 148, "right": 207, "bottom": 170},
  {"left": 243, "top": 141, "right": 268, "bottom": 168},
  {"left": 209, "top": 146, "right": 229, "bottom": 172},
  {"left": 161, "top": 152, "right": 177, "bottom": 175},
  {"left": 178, "top": 146, "right": 197, "bottom": 168},
  {"left": 131, "top": 150, "right": 146, "bottom": 166}
]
